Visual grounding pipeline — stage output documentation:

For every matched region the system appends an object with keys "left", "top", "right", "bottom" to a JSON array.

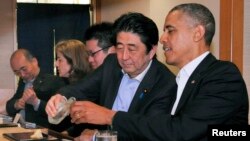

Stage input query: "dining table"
[
  {"left": 0, "top": 113, "right": 74, "bottom": 141},
  {"left": 1, "top": 125, "right": 75, "bottom": 141},
  {"left": 0, "top": 125, "right": 40, "bottom": 141}
]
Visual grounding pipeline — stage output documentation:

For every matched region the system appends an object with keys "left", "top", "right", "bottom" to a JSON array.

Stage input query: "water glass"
[
  {"left": 95, "top": 130, "right": 117, "bottom": 141},
  {"left": 48, "top": 97, "right": 75, "bottom": 124}
]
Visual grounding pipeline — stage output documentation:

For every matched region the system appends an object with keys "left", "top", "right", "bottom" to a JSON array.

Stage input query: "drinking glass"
[
  {"left": 48, "top": 97, "right": 76, "bottom": 124},
  {"left": 95, "top": 130, "right": 117, "bottom": 141}
]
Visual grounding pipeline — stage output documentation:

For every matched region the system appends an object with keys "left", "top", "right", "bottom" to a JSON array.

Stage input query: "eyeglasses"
[{"left": 87, "top": 46, "right": 111, "bottom": 57}]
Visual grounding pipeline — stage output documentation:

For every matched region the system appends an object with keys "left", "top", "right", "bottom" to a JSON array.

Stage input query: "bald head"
[
  {"left": 10, "top": 49, "right": 39, "bottom": 81},
  {"left": 10, "top": 49, "right": 34, "bottom": 62}
]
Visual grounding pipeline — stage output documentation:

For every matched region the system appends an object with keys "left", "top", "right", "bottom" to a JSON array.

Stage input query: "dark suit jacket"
[
  {"left": 112, "top": 53, "right": 249, "bottom": 141},
  {"left": 59, "top": 54, "right": 177, "bottom": 136},
  {"left": 6, "top": 72, "right": 66, "bottom": 128}
]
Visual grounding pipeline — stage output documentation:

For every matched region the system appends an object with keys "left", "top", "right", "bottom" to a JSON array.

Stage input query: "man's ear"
[
  {"left": 31, "top": 57, "right": 38, "bottom": 65},
  {"left": 149, "top": 45, "right": 157, "bottom": 59},
  {"left": 108, "top": 46, "right": 116, "bottom": 54},
  {"left": 193, "top": 25, "right": 205, "bottom": 42}
]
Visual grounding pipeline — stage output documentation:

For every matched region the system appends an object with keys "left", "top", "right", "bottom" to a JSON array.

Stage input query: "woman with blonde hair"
[
  {"left": 55, "top": 39, "right": 92, "bottom": 84},
  {"left": 50, "top": 39, "right": 92, "bottom": 132}
]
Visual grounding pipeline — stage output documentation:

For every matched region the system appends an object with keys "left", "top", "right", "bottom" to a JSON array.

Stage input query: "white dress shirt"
[{"left": 171, "top": 51, "right": 209, "bottom": 115}]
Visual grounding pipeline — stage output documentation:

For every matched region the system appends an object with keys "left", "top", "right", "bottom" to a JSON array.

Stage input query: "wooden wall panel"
[
  {"left": 220, "top": 0, "right": 244, "bottom": 73},
  {"left": 232, "top": 0, "right": 244, "bottom": 72},
  {"left": 91, "top": 0, "right": 101, "bottom": 23},
  {"left": 220, "top": 0, "right": 232, "bottom": 61}
]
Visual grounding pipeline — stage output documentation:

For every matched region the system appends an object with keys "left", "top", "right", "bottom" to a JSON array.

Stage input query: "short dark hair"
[
  {"left": 113, "top": 12, "right": 159, "bottom": 53},
  {"left": 84, "top": 22, "right": 114, "bottom": 52},
  {"left": 170, "top": 3, "right": 215, "bottom": 46}
]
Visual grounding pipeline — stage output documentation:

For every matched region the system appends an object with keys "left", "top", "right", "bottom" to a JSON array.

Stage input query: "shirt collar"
[
  {"left": 179, "top": 51, "right": 209, "bottom": 78},
  {"left": 23, "top": 78, "right": 35, "bottom": 84},
  {"left": 122, "top": 60, "right": 153, "bottom": 82}
]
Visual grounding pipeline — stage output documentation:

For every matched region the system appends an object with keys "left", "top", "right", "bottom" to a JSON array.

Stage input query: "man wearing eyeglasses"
[
  {"left": 84, "top": 22, "right": 116, "bottom": 69},
  {"left": 61, "top": 23, "right": 116, "bottom": 136},
  {"left": 6, "top": 49, "right": 66, "bottom": 128}
]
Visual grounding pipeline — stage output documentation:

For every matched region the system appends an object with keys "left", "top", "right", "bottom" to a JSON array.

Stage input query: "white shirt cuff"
[{"left": 33, "top": 99, "right": 41, "bottom": 111}]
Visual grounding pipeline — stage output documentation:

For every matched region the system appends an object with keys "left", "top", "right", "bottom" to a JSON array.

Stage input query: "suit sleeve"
[
  {"left": 6, "top": 80, "right": 25, "bottom": 116},
  {"left": 112, "top": 62, "right": 248, "bottom": 141},
  {"left": 58, "top": 62, "right": 104, "bottom": 102},
  {"left": 58, "top": 54, "right": 120, "bottom": 103},
  {"left": 37, "top": 76, "right": 67, "bottom": 117}
]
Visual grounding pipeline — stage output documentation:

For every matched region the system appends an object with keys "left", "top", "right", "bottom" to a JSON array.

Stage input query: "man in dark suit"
[
  {"left": 46, "top": 13, "right": 177, "bottom": 139},
  {"left": 66, "top": 3, "right": 249, "bottom": 141},
  {"left": 6, "top": 49, "right": 66, "bottom": 128}
]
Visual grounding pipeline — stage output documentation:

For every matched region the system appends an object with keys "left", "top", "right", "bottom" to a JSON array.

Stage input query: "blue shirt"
[{"left": 112, "top": 60, "right": 152, "bottom": 112}]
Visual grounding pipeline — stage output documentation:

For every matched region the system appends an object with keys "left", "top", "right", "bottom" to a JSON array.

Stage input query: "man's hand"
[
  {"left": 74, "top": 129, "right": 97, "bottom": 141},
  {"left": 14, "top": 98, "right": 25, "bottom": 110},
  {"left": 45, "top": 94, "right": 66, "bottom": 117},
  {"left": 22, "top": 88, "right": 39, "bottom": 106},
  {"left": 70, "top": 101, "right": 116, "bottom": 125}
]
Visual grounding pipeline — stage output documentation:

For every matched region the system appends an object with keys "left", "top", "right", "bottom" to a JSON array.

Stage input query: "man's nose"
[
  {"left": 88, "top": 56, "right": 94, "bottom": 63},
  {"left": 19, "top": 71, "right": 26, "bottom": 78},
  {"left": 122, "top": 49, "right": 130, "bottom": 60},
  {"left": 160, "top": 32, "right": 168, "bottom": 44}
]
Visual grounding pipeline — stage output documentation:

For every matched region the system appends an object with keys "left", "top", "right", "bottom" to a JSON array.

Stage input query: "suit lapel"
[
  {"left": 104, "top": 63, "right": 123, "bottom": 109},
  {"left": 128, "top": 59, "right": 158, "bottom": 113},
  {"left": 174, "top": 54, "right": 217, "bottom": 114},
  {"left": 32, "top": 72, "right": 43, "bottom": 89}
]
